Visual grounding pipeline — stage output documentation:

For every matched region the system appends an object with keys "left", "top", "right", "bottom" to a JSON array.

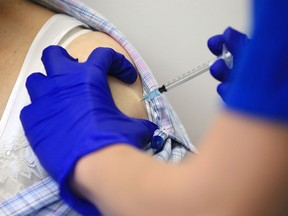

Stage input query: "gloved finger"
[
  {"left": 86, "top": 47, "right": 138, "bottom": 84},
  {"left": 223, "top": 27, "right": 248, "bottom": 55},
  {"left": 217, "top": 83, "right": 230, "bottom": 101},
  {"left": 207, "top": 35, "right": 224, "bottom": 56},
  {"left": 210, "top": 59, "right": 230, "bottom": 82},
  {"left": 26, "top": 73, "right": 54, "bottom": 102},
  {"left": 137, "top": 119, "right": 158, "bottom": 141},
  {"left": 140, "top": 119, "right": 158, "bottom": 135},
  {"left": 41, "top": 46, "right": 79, "bottom": 77}
]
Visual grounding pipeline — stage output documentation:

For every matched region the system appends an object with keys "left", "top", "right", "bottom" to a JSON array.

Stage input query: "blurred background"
[{"left": 82, "top": 0, "right": 250, "bottom": 145}]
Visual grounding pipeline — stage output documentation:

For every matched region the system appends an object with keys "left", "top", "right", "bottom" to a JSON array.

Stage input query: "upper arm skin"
[{"left": 66, "top": 31, "right": 148, "bottom": 120}]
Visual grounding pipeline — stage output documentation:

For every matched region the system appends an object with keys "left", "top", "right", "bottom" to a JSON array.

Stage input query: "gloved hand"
[
  {"left": 208, "top": 27, "right": 248, "bottom": 101},
  {"left": 224, "top": 0, "right": 288, "bottom": 123},
  {"left": 20, "top": 46, "right": 158, "bottom": 215}
]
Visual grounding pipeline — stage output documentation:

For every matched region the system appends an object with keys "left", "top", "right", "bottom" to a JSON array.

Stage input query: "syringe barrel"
[
  {"left": 165, "top": 48, "right": 233, "bottom": 92},
  {"left": 142, "top": 47, "right": 233, "bottom": 101},
  {"left": 165, "top": 62, "right": 210, "bottom": 92}
]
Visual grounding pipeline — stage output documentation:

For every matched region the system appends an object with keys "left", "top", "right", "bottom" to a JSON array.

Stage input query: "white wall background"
[{"left": 82, "top": 0, "right": 250, "bottom": 145}]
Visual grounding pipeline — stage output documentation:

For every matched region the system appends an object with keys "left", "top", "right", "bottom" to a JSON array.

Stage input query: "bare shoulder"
[
  {"left": 66, "top": 31, "right": 148, "bottom": 119},
  {"left": 0, "top": 0, "right": 148, "bottom": 120},
  {"left": 66, "top": 31, "right": 133, "bottom": 63}
]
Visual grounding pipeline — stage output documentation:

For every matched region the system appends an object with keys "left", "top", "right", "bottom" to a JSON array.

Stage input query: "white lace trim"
[
  {"left": 0, "top": 132, "right": 47, "bottom": 201},
  {"left": 0, "top": 14, "right": 90, "bottom": 202}
]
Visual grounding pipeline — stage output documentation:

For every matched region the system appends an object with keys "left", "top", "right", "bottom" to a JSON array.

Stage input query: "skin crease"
[{"left": 0, "top": 0, "right": 148, "bottom": 120}]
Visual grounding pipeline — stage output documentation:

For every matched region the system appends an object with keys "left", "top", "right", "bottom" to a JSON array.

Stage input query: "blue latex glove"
[
  {"left": 208, "top": 27, "right": 248, "bottom": 100},
  {"left": 20, "top": 46, "right": 158, "bottom": 215},
  {"left": 224, "top": 0, "right": 288, "bottom": 123}
]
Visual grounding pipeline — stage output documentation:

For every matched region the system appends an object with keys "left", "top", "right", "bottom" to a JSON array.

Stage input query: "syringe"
[{"left": 142, "top": 46, "right": 233, "bottom": 101}]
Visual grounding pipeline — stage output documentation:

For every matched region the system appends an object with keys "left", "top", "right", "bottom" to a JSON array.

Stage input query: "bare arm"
[
  {"left": 72, "top": 111, "right": 288, "bottom": 216},
  {"left": 0, "top": 0, "right": 147, "bottom": 120}
]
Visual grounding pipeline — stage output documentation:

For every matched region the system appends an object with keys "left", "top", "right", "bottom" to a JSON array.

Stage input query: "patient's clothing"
[
  {"left": 0, "top": 0, "right": 197, "bottom": 215},
  {"left": 0, "top": 14, "right": 91, "bottom": 215}
]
